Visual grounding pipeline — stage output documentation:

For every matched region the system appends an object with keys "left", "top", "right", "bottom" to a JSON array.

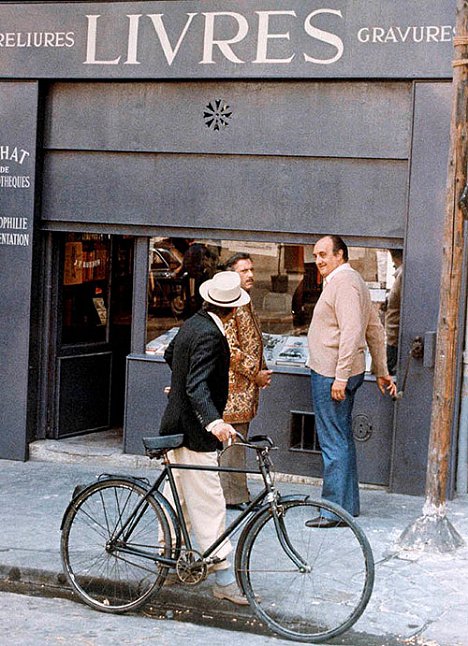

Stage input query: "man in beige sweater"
[{"left": 306, "top": 235, "right": 396, "bottom": 527}]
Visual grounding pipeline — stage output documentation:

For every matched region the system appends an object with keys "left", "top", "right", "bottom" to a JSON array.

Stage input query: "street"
[
  {"left": 0, "top": 590, "right": 299, "bottom": 646},
  {"left": 0, "top": 588, "right": 442, "bottom": 646},
  {"left": 1, "top": 459, "right": 467, "bottom": 646}
]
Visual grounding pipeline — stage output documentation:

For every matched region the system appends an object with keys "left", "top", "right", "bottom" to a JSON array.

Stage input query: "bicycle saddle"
[{"left": 143, "top": 434, "right": 184, "bottom": 458}]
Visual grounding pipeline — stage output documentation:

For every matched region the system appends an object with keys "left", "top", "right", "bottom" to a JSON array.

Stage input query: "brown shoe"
[{"left": 212, "top": 582, "right": 249, "bottom": 605}]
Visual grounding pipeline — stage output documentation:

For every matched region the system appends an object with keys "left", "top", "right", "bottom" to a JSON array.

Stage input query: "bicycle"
[{"left": 60, "top": 433, "right": 375, "bottom": 643}]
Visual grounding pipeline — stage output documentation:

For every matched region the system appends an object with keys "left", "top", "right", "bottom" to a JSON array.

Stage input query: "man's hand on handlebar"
[{"left": 210, "top": 421, "right": 237, "bottom": 443}]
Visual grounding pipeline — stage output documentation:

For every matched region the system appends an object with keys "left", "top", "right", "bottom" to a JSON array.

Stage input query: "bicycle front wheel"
[
  {"left": 237, "top": 499, "right": 374, "bottom": 643},
  {"left": 61, "top": 479, "right": 171, "bottom": 613}
]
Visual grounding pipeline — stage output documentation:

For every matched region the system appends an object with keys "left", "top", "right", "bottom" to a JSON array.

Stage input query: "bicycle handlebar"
[{"left": 228, "top": 430, "right": 276, "bottom": 451}]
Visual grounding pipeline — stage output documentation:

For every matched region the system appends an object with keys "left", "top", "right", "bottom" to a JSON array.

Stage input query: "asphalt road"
[{"left": 0, "top": 590, "right": 303, "bottom": 646}]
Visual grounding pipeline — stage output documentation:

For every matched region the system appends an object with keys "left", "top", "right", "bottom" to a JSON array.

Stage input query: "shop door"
[{"left": 51, "top": 234, "right": 133, "bottom": 438}]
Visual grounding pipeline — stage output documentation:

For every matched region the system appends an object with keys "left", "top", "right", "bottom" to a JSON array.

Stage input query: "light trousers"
[{"left": 163, "top": 446, "right": 232, "bottom": 570}]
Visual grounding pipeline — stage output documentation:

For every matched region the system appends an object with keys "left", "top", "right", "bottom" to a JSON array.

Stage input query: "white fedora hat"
[{"left": 199, "top": 271, "right": 250, "bottom": 308}]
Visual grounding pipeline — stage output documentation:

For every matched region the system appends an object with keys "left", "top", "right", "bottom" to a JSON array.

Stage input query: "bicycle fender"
[
  {"left": 97, "top": 473, "right": 151, "bottom": 488},
  {"left": 59, "top": 475, "right": 150, "bottom": 530},
  {"left": 151, "top": 489, "right": 182, "bottom": 556},
  {"left": 277, "top": 494, "right": 310, "bottom": 504}
]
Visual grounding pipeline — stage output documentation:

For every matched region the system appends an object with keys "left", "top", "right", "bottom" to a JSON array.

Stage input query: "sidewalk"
[{"left": 0, "top": 440, "right": 467, "bottom": 646}]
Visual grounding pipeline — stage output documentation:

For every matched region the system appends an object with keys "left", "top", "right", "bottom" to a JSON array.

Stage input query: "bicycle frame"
[
  {"left": 62, "top": 435, "right": 375, "bottom": 642},
  {"left": 105, "top": 441, "right": 300, "bottom": 571}
]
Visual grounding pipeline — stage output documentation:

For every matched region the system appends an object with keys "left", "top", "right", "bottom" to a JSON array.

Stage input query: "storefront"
[{"left": 0, "top": 1, "right": 458, "bottom": 495}]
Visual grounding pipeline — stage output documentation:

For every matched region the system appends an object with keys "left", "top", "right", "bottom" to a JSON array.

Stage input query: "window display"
[
  {"left": 61, "top": 233, "right": 111, "bottom": 345},
  {"left": 146, "top": 237, "right": 398, "bottom": 372}
]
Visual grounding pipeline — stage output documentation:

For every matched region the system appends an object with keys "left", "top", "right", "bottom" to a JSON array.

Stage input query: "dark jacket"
[{"left": 159, "top": 310, "right": 230, "bottom": 452}]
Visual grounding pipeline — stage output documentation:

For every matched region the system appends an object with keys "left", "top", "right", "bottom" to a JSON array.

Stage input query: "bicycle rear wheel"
[
  {"left": 237, "top": 499, "right": 374, "bottom": 643},
  {"left": 61, "top": 479, "right": 171, "bottom": 613}
]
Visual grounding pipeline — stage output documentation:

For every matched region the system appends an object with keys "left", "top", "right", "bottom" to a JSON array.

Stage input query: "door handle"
[
  {"left": 395, "top": 335, "right": 427, "bottom": 399},
  {"left": 410, "top": 336, "right": 424, "bottom": 360}
]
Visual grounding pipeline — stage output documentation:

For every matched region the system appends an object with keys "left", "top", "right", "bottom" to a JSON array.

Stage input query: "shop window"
[
  {"left": 290, "top": 411, "right": 319, "bottom": 453},
  {"left": 145, "top": 238, "right": 400, "bottom": 372},
  {"left": 61, "top": 234, "right": 111, "bottom": 345}
]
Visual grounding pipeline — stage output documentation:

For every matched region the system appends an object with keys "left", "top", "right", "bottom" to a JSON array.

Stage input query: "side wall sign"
[
  {"left": 0, "top": 1, "right": 455, "bottom": 80},
  {"left": 0, "top": 81, "right": 38, "bottom": 460}
]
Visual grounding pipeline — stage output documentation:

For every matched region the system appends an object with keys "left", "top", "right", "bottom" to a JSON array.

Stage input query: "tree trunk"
[
  {"left": 398, "top": 0, "right": 468, "bottom": 553},
  {"left": 427, "top": 0, "right": 468, "bottom": 509}
]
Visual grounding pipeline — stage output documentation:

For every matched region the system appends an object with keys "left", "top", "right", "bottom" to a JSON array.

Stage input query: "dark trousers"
[{"left": 310, "top": 370, "right": 365, "bottom": 518}]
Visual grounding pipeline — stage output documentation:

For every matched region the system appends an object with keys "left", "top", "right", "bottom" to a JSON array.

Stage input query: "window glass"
[
  {"left": 61, "top": 233, "right": 111, "bottom": 345},
  {"left": 145, "top": 237, "right": 399, "bottom": 371}
]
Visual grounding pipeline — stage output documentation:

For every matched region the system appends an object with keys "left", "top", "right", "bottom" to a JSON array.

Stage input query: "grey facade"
[{"left": 0, "top": 1, "right": 460, "bottom": 496}]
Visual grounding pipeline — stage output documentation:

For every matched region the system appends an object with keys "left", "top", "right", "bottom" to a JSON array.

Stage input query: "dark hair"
[
  {"left": 390, "top": 248, "right": 403, "bottom": 262},
  {"left": 225, "top": 252, "right": 252, "bottom": 270},
  {"left": 325, "top": 235, "right": 349, "bottom": 262},
  {"left": 202, "top": 302, "right": 235, "bottom": 318}
]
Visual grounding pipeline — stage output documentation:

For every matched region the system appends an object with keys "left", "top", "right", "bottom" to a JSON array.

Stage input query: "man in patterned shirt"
[{"left": 220, "top": 253, "right": 273, "bottom": 510}]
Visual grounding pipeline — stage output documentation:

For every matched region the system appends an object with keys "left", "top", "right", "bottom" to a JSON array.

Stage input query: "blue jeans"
[{"left": 310, "top": 370, "right": 365, "bottom": 518}]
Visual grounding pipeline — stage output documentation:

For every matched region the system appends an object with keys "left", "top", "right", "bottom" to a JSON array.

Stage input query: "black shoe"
[
  {"left": 305, "top": 517, "right": 345, "bottom": 528},
  {"left": 226, "top": 502, "right": 250, "bottom": 511}
]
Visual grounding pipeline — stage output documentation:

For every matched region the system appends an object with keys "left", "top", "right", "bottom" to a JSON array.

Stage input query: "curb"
[
  {"left": 0, "top": 562, "right": 398, "bottom": 645},
  {"left": 0, "top": 562, "right": 267, "bottom": 636}
]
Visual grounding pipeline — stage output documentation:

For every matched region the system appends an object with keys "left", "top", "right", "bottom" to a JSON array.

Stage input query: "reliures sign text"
[{"left": 0, "top": 1, "right": 455, "bottom": 79}]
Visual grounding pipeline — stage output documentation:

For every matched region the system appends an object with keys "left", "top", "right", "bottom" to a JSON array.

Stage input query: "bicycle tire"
[
  {"left": 237, "top": 498, "right": 374, "bottom": 643},
  {"left": 61, "top": 479, "right": 172, "bottom": 613}
]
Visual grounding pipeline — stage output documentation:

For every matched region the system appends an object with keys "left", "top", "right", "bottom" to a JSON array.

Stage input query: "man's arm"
[
  {"left": 185, "top": 330, "right": 227, "bottom": 427},
  {"left": 225, "top": 313, "right": 272, "bottom": 388},
  {"left": 366, "top": 306, "right": 388, "bottom": 377},
  {"left": 225, "top": 315, "right": 260, "bottom": 378},
  {"left": 366, "top": 306, "right": 397, "bottom": 398},
  {"left": 332, "top": 281, "right": 366, "bottom": 396}
]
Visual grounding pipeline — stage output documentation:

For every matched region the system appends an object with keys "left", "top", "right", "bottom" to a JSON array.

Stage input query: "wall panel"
[
  {"left": 45, "top": 81, "right": 412, "bottom": 160},
  {"left": 42, "top": 150, "right": 407, "bottom": 239}
]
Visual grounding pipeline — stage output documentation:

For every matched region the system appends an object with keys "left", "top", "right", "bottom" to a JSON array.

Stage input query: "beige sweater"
[{"left": 307, "top": 267, "right": 388, "bottom": 380}]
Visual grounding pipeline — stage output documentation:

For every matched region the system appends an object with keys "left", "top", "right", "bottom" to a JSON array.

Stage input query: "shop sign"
[
  {"left": 0, "top": 145, "right": 32, "bottom": 247},
  {"left": 0, "top": 1, "right": 455, "bottom": 80},
  {"left": 0, "top": 81, "right": 38, "bottom": 460}
]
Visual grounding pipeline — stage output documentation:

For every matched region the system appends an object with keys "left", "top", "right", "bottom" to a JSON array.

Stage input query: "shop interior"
[
  {"left": 50, "top": 234, "right": 399, "bottom": 444},
  {"left": 145, "top": 237, "right": 398, "bottom": 373}
]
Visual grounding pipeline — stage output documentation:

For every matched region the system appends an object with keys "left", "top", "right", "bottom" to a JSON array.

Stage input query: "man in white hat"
[{"left": 159, "top": 271, "right": 250, "bottom": 605}]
